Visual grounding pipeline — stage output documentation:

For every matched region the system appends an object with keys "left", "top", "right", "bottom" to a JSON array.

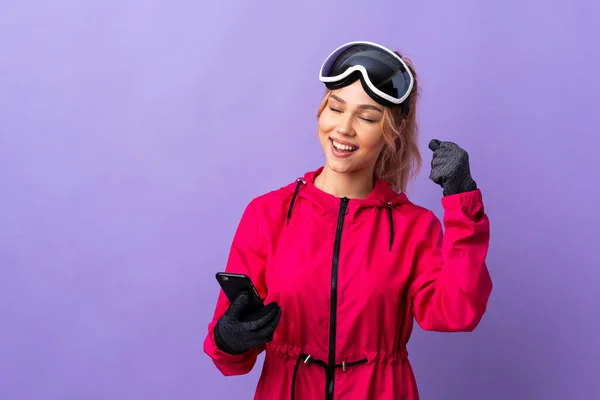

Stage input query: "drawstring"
[
  {"left": 287, "top": 179, "right": 305, "bottom": 226},
  {"left": 291, "top": 353, "right": 367, "bottom": 400},
  {"left": 387, "top": 202, "right": 394, "bottom": 252},
  {"left": 286, "top": 178, "right": 395, "bottom": 253}
]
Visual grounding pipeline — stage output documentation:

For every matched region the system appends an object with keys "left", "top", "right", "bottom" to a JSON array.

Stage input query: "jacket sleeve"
[
  {"left": 408, "top": 189, "right": 492, "bottom": 332},
  {"left": 203, "top": 200, "right": 268, "bottom": 376}
]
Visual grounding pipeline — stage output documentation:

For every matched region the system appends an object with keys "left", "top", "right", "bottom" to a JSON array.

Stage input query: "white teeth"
[{"left": 332, "top": 140, "right": 357, "bottom": 151}]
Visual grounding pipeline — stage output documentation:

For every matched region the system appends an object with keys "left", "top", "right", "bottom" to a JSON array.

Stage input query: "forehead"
[{"left": 330, "top": 80, "right": 378, "bottom": 106}]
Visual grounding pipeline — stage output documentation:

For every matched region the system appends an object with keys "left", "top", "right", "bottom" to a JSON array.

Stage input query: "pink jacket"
[{"left": 204, "top": 167, "right": 492, "bottom": 400}]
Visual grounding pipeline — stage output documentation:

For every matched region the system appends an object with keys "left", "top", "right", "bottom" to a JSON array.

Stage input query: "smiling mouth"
[{"left": 330, "top": 138, "right": 358, "bottom": 152}]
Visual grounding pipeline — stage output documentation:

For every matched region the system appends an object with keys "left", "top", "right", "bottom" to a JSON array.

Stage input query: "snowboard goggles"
[{"left": 318, "top": 41, "right": 414, "bottom": 110}]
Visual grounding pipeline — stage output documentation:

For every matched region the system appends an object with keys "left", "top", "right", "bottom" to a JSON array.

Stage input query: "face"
[{"left": 318, "top": 80, "right": 386, "bottom": 176}]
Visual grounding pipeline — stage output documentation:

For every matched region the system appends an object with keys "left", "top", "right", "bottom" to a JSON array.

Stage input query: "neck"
[{"left": 314, "top": 165, "right": 375, "bottom": 199}]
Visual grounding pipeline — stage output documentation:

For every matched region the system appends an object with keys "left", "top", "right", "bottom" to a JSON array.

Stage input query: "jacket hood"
[
  {"left": 282, "top": 167, "right": 412, "bottom": 252},
  {"left": 283, "top": 166, "right": 411, "bottom": 212}
]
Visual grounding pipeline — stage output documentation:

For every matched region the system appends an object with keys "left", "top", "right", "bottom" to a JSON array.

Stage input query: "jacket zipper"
[{"left": 326, "top": 197, "right": 349, "bottom": 400}]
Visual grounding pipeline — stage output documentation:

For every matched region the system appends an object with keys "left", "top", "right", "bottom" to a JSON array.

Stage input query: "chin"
[
  {"left": 320, "top": 137, "right": 378, "bottom": 176},
  {"left": 326, "top": 157, "right": 360, "bottom": 175}
]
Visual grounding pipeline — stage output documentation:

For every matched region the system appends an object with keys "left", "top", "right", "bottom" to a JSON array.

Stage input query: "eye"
[
  {"left": 360, "top": 117, "right": 376, "bottom": 123},
  {"left": 329, "top": 107, "right": 342, "bottom": 113}
]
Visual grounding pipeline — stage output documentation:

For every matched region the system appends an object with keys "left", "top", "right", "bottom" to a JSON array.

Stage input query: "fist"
[{"left": 428, "top": 139, "right": 477, "bottom": 196}]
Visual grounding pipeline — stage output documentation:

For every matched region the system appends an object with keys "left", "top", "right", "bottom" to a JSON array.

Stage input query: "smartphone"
[{"left": 215, "top": 272, "right": 265, "bottom": 316}]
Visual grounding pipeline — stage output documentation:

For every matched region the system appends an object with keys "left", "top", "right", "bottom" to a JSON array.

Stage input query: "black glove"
[
  {"left": 214, "top": 292, "right": 282, "bottom": 355},
  {"left": 428, "top": 139, "right": 477, "bottom": 196}
]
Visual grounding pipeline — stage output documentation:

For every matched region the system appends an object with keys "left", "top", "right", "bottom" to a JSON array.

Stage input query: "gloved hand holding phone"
[{"left": 214, "top": 291, "right": 282, "bottom": 355}]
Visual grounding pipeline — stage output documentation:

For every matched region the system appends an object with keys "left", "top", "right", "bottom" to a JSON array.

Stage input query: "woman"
[{"left": 204, "top": 41, "right": 492, "bottom": 400}]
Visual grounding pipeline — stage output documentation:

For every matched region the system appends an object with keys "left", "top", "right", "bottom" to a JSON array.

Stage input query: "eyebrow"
[{"left": 330, "top": 94, "right": 383, "bottom": 113}]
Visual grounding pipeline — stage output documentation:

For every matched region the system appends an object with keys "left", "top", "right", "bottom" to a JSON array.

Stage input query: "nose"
[{"left": 336, "top": 114, "right": 355, "bottom": 136}]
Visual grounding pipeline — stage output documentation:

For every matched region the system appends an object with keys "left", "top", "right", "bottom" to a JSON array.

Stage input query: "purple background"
[{"left": 1, "top": 1, "right": 598, "bottom": 399}]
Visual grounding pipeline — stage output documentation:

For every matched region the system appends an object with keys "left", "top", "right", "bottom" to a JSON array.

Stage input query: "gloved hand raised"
[
  {"left": 214, "top": 292, "right": 282, "bottom": 355},
  {"left": 428, "top": 139, "right": 478, "bottom": 196}
]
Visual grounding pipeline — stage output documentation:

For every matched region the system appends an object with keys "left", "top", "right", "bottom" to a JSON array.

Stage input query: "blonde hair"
[{"left": 316, "top": 53, "right": 422, "bottom": 193}]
